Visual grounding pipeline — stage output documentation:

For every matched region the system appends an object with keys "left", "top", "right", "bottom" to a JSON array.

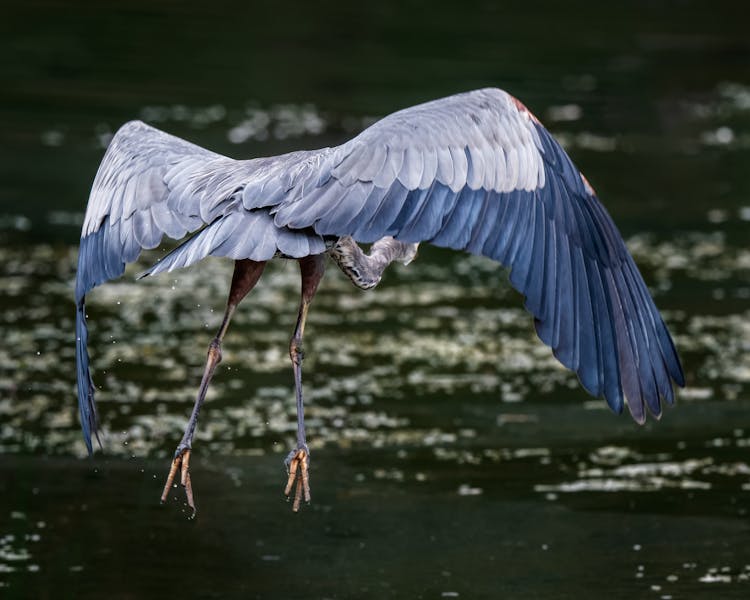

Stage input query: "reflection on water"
[
  {"left": 0, "top": 513, "right": 43, "bottom": 577},
  {"left": 2, "top": 0, "right": 750, "bottom": 597}
]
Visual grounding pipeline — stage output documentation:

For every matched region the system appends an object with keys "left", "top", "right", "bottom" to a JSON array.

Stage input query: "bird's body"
[{"left": 75, "top": 88, "right": 684, "bottom": 514}]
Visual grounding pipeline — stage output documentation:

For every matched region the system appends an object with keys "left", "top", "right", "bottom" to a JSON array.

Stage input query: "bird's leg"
[
  {"left": 161, "top": 259, "right": 266, "bottom": 517},
  {"left": 284, "top": 254, "right": 327, "bottom": 512}
]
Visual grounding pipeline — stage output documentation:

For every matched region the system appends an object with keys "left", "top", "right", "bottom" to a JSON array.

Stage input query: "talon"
[
  {"left": 180, "top": 449, "right": 191, "bottom": 486},
  {"left": 160, "top": 456, "right": 180, "bottom": 504},
  {"left": 283, "top": 447, "right": 311, "bottom": 512},
  {"left": 284, "top": 454, "right": 299, "bottom": 497},
  {"left": 293, "top": 475, "right": 303, "bottom": 512},
  {"left": 301, "top": 453, "right": 311, "bottom": 504},
  {"left": 161, "top": 447, "right": 196, "bottom": 517}
]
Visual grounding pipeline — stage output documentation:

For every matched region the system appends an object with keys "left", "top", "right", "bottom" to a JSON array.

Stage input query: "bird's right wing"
[{"left": 235, "top": 88, "right": 684, "bottom": 425}]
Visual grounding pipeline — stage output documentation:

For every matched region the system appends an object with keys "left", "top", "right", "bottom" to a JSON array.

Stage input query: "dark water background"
[{"left": 2, "top": 1, "right": 750, "bottom": 598}]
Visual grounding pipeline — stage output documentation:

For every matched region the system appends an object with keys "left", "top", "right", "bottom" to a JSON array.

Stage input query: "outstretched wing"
[
  {"left": 239, "top": 87, "right": 685, "bottom": 422},
  {"left": 74, "top": 122, "right": 324, "bottom": 452}
]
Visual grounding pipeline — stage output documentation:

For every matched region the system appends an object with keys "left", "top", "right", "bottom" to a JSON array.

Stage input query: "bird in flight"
[{"left": 75, "top": 88, "right": 684, "bottom": 516}]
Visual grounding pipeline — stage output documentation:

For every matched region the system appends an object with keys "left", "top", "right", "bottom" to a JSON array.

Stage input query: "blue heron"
[{"left": 75, "top": 88, "right": 684, "bottom": 514}]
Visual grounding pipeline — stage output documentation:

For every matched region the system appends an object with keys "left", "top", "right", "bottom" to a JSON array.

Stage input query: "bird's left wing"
[{"left": 239, "top": 88, "right": 684, "bottom": 423}]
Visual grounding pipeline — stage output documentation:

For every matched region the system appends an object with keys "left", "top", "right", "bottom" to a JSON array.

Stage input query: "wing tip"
[
  {"left": 630, "top": 408, "right": 648, "bottom": 426},
  {"left": 671, "top": 353, "right": 687, "bottom": 389},
  {"left": 76, "top": 298, "right": 100, "bottom": 455}
]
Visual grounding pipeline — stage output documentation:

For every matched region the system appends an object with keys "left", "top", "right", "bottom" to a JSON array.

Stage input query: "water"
[{"left": 2, "top": 1, "right": 750, "bottom": 597}]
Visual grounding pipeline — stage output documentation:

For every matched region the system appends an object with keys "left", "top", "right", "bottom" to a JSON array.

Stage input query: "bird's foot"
[
  {"left": 160, "top": 445, "right": 196, "bottom": 518},
  {"left": 283, "top": 444, "right": 311, "bottom": 512}
]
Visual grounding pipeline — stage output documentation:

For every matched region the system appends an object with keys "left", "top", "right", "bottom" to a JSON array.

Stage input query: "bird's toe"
[{"left": 283, "top": 445, "right": 311, "bottom": 512}]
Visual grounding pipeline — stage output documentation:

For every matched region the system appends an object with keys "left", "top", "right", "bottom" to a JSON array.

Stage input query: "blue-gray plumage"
[{"left": 75, "top": 88, "right": 684, "bottom": 514}]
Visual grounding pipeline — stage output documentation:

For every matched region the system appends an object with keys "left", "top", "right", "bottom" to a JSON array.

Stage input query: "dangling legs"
[
  {"left": 284, "top": 254, "right": 327, "bottom": 512},
  {"left": 161, "top": 259, "right": 266, "bottom": 517}
]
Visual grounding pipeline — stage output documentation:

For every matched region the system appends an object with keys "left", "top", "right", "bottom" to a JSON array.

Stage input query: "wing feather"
[
  {"left": 373, "top": 146, "right": 404, "bottom": 188},
  {"left": 449, "top": 145, "right": 469, "bottom": 191},
  {"left": 355, "top": 183, "right": 411, "bottom": 242},
  {"left": 436, "top": 146, "right": 454, "bottom": 186},
  {"left": 419, "top": 147, "right": 438, "bottom": 189},
  {"left": 398, "top": 146, "right": 425, "bottom": 190},
  {"left": 572, "top": 247, "right": 600, "bottom": 396},
  {"left": 357, "top": 144, "right": 388, "bottom": 183}
]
